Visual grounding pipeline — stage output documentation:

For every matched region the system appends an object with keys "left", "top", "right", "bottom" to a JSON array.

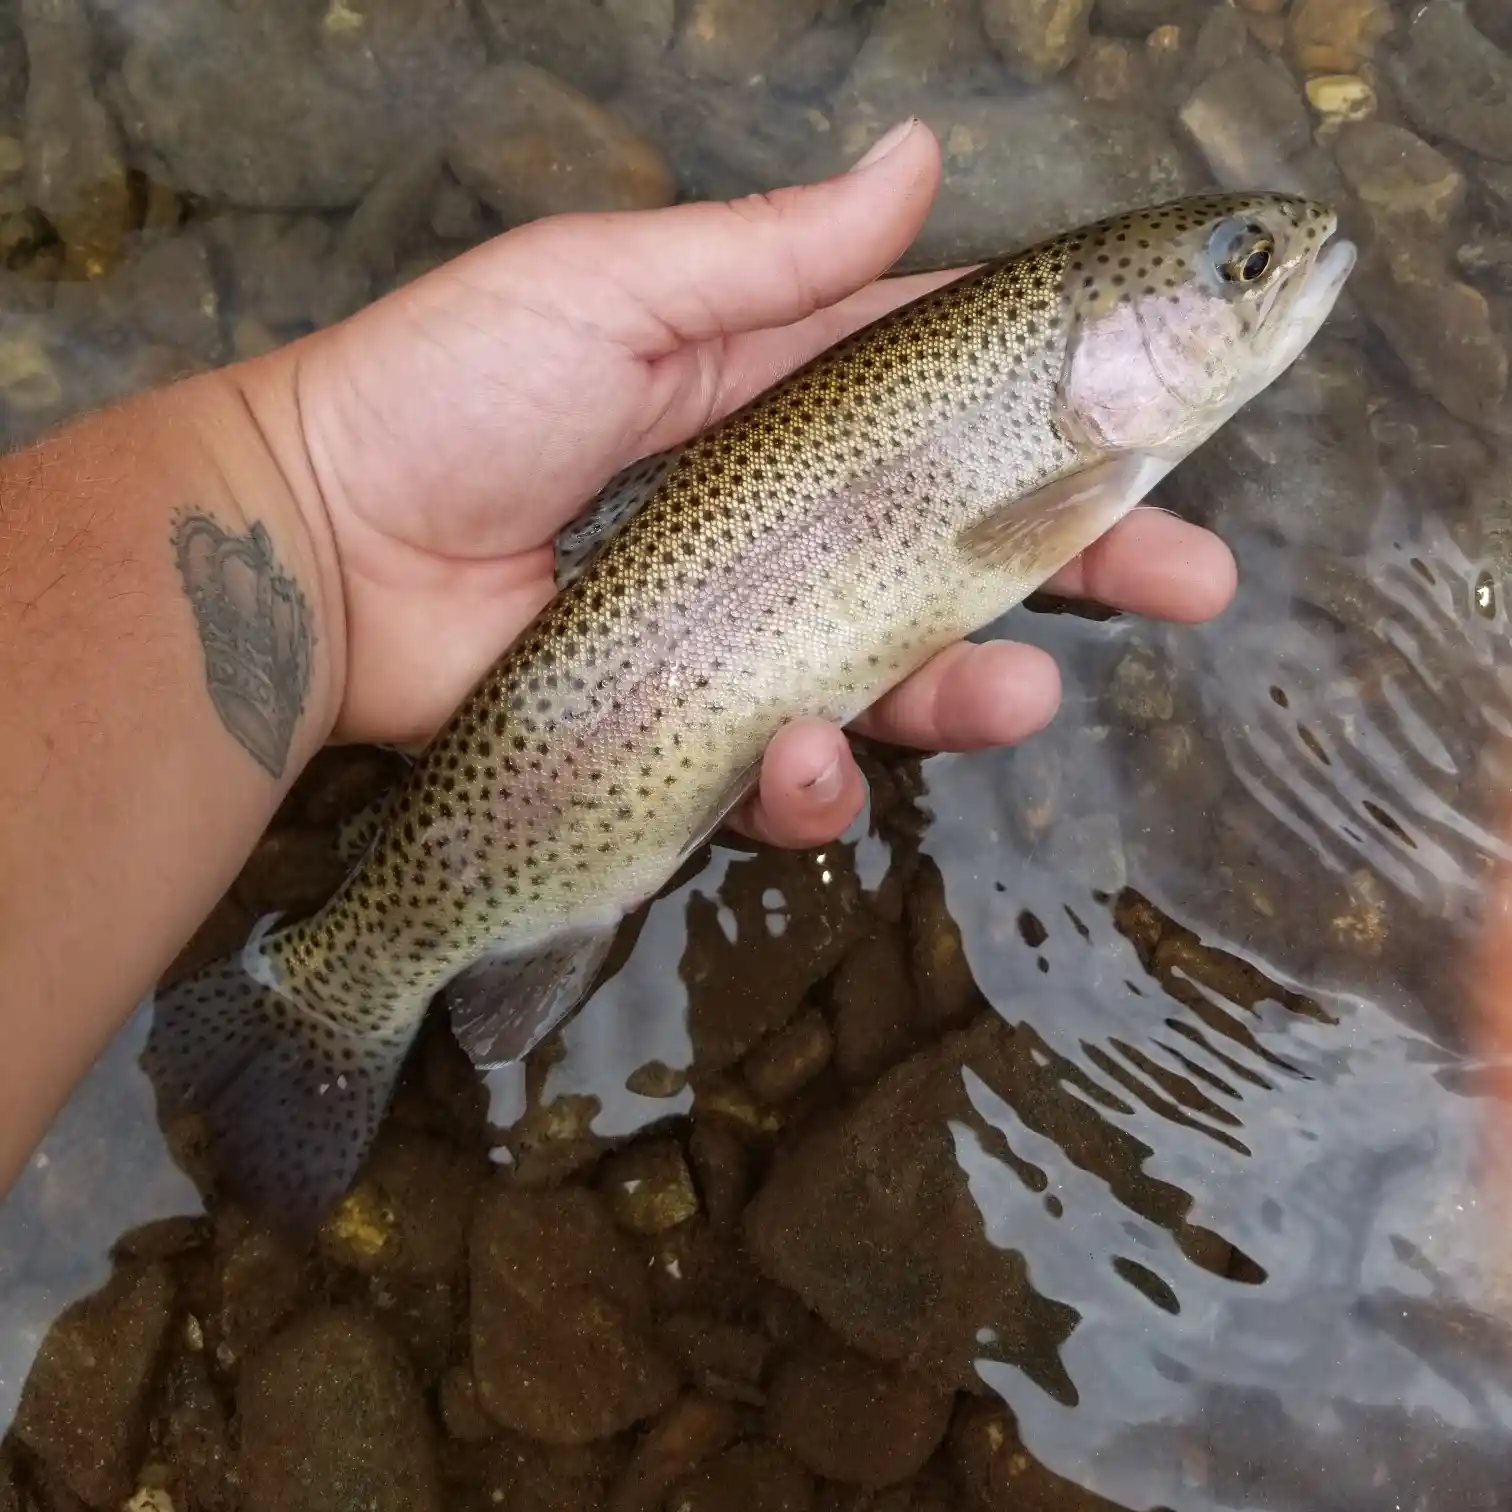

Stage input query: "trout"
[{"left": 142, "top": 192, "right": 1356, "bottom": 1228}]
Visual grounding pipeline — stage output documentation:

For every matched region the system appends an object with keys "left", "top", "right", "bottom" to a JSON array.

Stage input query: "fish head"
[{"left": 1056, "top": 191, "right": 1357, "bottom": 457}]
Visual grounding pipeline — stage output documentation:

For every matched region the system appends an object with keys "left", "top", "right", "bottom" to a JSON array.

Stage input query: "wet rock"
[
  {"left": 1389, "top": 0, "right": 1512, "bottom": 166},
  {"left": 317, "top": 0, "right": 485, "bottom": 109},
  {"left": 1353, "top": 237, "right": 1507, "bottom": 426},
  {"left": 906, "top": 859, "right": 978, "bottom": 1031},
  {"left": 20, "top": 0, "right": 130, "bottom": 275},
  {"left": 670, "top": 1442, "right": 815, "bottom": 1512},
  {"left": 316, "top": 137, "right": 450, "bottom": 326},
  {"left": 658, "top": 1312, "right": 771, "bottom": 1400},
  {"left": 0, "top": 316, "right": 63, "bottom": 415},
  {"left": 469, "top": 1185, "right": 678, "bottom": 1443},
  {"left": 765, "top": 1341, "right": 952, "bottom": 1486},
  {"left": 216, "top": 1228, "right": 308, "bottom": 1364},
  {"left": 1479, "top": 163, "right": 1512, "bottom": 228},
  {"left": 607, "top": 1394, "right": 737, "bottom": 1512},
  {"left": 875, "top": 95, "right": 1199, "bottom": 272},
  {"left": 605, "top": 0, "right": 678, "bottom": 60},
  {"left": 159, "top": 1352, "right": 231, "bottom": 1512},
  {"left": 1306, "top": 73, "right": 1377, "bottom": 126},
  {"left": 767, "top": 18, "right": 867, "bottom": 97},
  {"left": 1335, "top": 122, "right": 1467, "bottom": 236},
  {"left": 982, "top": 0, "right": 1092, "bottom": 82},
  {"left": 1109, "top": 644, "right": 1174, "bottom": 729},
  {"left": 1187, "top": 1, "right": 1251, "bottom": 80},
  {"left": 1458, "top": 233, "right": 1512, "bottom": 290},
  {"left": 615, "top": 64, "right": 832, "bottom": 204},
  {"left": 1163, "top": 335, "right": 1386, "bottom": 556},
  {"left": 600, "top": 1137, "right": 700, "bottom": 1234},
  {"left": 687, "top": 1117, "right": 754, "bottom": 1234},
  {"left": 117, "top": 232, "right": 222, "bottom": 360},
  {"left": 743, "top": 1007, "right": 834, "bottom": 1104},
  {"left": 831, "top": 927, "right": 919, "bottom": 1085},
  {"left": 13, "top": 1262, "right": 175, "bottom": 1509},
  {"left": 429, "top": 172, "right": 487, "bottom": 243},
  {"left": 684, "top": 845, "right": 868, "bottom": 1073},
  {"left": 0, "top": 135, "right": 26, "bottom": 215},
  {"left": 239, "top": 1307, "right": 440, "bottom": 1512},
  {"left": 319, "top": 1127, "right": 484, "bottom": 1279},
  {"left": 952, "top": 1397, "right": 1128, "bottom": 1512},
  {"left": 0, "top": 6, "right": 24, "bottom": 133},
  {"left": 113, "top": 0, "right": 476, "bottom": 212},
  {"left": 448, "top": 63, "right": 676, "bottom": 224},
  {"left": 211, "top": 214, "right": 338, "bottom": 333},
  {"left": 1288, "top": 0, "right": 1393, "bottom": 75},
  {"left": 1070, "top": 37, "right": 1146, "bottom": 103},
  {"left": 506, "top": 1090, "right": 608, "bottom": 1187},
  {"left": 1041, "top": 811, "right": 1128, "bottom": 892},
  {"left": 841, "top": 0, "right": 995, "bottom": 114},
  {"left": 625, "top": 1059, "right": 688, "bottom": 1099},
  {"left": 476, "top": 0, "right": 627, "bottom": 96},
  {"left": 678, "top": 0, "right": 825, "bottom": 83},
  {"left": 1094, "top": 0, "right": 1196, "bottom": 39},
  {"left": 745, "top": 1015, "right": 1083, "bottom": 1393},
  {"left": 1177, "top": 53, "right": 1310, "bottom": 190},
  {"left": 232, "top": 824, "right": 347, "bottom": 917},
  {"left": 439, "top": 1364, "right": 496, "bottom": 1443}
]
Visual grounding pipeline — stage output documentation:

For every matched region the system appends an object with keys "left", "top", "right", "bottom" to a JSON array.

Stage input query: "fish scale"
[{"left": 141, "top": 191, "right": 1354, "bottom": 1230}]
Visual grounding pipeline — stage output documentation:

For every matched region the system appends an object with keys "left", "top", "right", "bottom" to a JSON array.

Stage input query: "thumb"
[{"left": 513, "top": 117, "right": 942, "bottom": 358}]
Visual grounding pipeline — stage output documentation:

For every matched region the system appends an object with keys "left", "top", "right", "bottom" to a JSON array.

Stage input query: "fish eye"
[
  {"left": 1239, "top": 247, "right": 1272, "bottom": 280},
  {"left": 1209, "top": 219, "right": 1277, "bottom": 286}
]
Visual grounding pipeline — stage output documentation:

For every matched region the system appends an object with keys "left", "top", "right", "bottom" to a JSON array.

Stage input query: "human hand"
[{"left": 249, "top": 117, "right": 1237, "bottom": 847}]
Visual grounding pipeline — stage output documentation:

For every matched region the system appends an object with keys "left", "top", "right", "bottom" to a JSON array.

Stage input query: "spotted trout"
[{"left": 142, "top": 192, "right": 1356, "bottom": 1228}]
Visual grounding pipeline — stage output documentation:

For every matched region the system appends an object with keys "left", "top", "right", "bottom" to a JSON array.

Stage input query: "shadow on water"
[{"left": 8, "top": 0, "right": 1512, "bottom": 1508}]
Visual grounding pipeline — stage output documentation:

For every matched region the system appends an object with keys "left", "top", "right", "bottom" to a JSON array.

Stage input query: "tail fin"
[{"left": 139, "top": 922, "right": 414, "bottom": 1233}]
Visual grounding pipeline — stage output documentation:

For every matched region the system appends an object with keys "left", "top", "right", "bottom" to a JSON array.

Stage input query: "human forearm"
[{"left": 0, "top": 358, "right": 343, "bottom": 1188}]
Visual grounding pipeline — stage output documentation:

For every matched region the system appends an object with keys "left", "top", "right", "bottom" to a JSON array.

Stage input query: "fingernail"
[
  {"left": 805, "top": 755, "right": 844, "bottom": 805},
  {"left": 850, "top": 118, "right": 917, "bottom": 173}
]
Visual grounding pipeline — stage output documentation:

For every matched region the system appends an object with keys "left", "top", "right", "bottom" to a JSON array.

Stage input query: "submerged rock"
[
  {"left": 238, "top": 1307, "right": 441, "bottom": 1512},
  {"left": 765, "top": 1339, "right": 952, "bottom": 1486},
  {"left": 744, "top": 1015, "right": 1082, "bottom": 1394},
  {"left": 677, "top": 0, "right": 825, "bottom": 83},
  {"left": 113, "top": 1, "right": 472, "bottom": 210},
  {"left": 1389, "top": 0, "right": 1512, "bottom": 166},
  {"left": 476, "top": 0, "right": 627, "bottom": 96},
  {"left": 854, "top": 94, "right": 1199, "bottom": 271},
  {"left": 448, "top": 63, "right": 676, "bottom": 224},
  {"left": 1334, "top": 122, "right": 1466, "bottom": 235},
  {"left": 1287, "top": 0, "right": 1393, "bottom": 75},
  {"left": 1178, "top": 53, "right": 1311, "bottom": 189},
  {"left": 683, "top": 844, "right": 868, "bottom": 1073},
  {"left": 669, "top": 1442, "right": 815, "bottom": 1512},
  {"left": 12, "top": 1262, "right": 175, "bottom": 1509},
  {"left": 469, "top": 1185, "right": 678, "bottom": 1443},
  {"left": 20, "top": 0, "right": 130, "bottom": 274},
  {"left": 981, "top": 0, "right": 1093, "bottom": 82}
]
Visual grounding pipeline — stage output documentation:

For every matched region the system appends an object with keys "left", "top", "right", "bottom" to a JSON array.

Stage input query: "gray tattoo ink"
[{"left": 171, "top": 512, "right": 313, "bottom": 778}]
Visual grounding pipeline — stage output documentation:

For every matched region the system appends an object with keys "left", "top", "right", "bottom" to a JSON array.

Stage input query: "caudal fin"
[{"left": 139, "top": 935, "right": 413, "bottom": 1233}]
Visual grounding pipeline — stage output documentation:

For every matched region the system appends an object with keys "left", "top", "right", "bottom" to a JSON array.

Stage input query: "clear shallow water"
[{"left": 7, "top": 0, "right": 1512, "bottom": 1509}]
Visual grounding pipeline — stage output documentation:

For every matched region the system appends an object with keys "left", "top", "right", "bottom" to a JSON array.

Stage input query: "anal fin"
[
  {"left": 958, "top": 451, "right": 1172, "bottom": 578},
  {"left": 442, "top": 924, "right": 619, "bottom": 1069}
]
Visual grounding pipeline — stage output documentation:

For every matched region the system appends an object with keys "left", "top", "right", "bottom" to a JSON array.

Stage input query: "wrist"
[{"left": 194, "top": 346, "right": 350, "bottom": 758}]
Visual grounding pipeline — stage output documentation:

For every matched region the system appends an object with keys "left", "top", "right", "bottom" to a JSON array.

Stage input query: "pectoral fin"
[
  {"left": 556, "top": 446, "right": 685, "bottom": 589},
  {"left": 441, "top": 924, "right": 619, "bottom": 1069},
  {"left": 957, "top": 452, "right": 1172, "bottom": 579}
]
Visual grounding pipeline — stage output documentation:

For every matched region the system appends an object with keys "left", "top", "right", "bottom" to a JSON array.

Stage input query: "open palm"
[{"left": 285, "top": 119, "right": 1237, "bottom": 847}]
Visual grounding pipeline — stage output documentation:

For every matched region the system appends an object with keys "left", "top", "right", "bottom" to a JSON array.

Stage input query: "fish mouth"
[{"left": 1301, "top": 229, "right": 1358, "bottom": 314}]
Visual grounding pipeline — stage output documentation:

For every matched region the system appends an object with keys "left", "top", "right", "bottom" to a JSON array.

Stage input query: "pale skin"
[{"left": 0, "top": 119, "right": 1237, "bottom": 1192}]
